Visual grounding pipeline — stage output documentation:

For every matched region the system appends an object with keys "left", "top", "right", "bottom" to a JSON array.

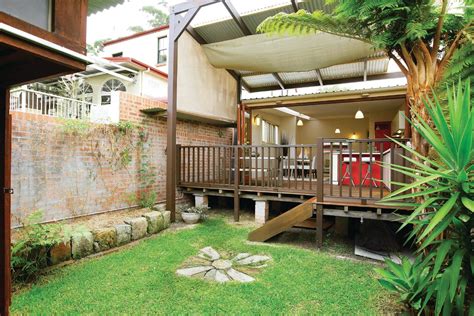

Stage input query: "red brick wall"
[{"left": 11, "top": 92, "right": 233, "bottom": 226}]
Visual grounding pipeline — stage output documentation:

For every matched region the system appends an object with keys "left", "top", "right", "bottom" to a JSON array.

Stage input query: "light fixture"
[
  {"left": 296, "top": 119, "right": 304, "bottom": 126},
  {"left": 335, "top": 128, "right": 341, "bottom": 134},
  {"left": 254, "top": 114, "right": 261, "bottom": 126},
  {"left": 355, "top": 108, "right": 364, "bottom": 119},
  {"left": 351, "top": 132, "right": 358, "bottom": 139}
]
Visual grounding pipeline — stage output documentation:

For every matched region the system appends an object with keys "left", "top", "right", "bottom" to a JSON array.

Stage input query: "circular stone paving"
[{"left": 176, "top": 246, "right": 271, "bottom": 283}]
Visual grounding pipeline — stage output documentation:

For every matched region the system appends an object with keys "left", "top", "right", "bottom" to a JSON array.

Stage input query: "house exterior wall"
[
  {"left": 102, "top": 29, "right": 237, "bottom": 123},
  {"left": 11, "top": 92, "right": 233, "bottom": 226}
]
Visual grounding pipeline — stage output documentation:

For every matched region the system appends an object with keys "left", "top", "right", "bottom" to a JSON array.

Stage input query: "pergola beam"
[
  {"left": 291, "top": 0, "right": 299, "bottom": 12},
  {"left": 315, "top": 69, "right": 323, "bottom": 86},
  {"left": 272, "top": 72, "right": 286, "bottom": 90},
  {"left": 222, "top": 0, "right": 252, "bottom": 35}
]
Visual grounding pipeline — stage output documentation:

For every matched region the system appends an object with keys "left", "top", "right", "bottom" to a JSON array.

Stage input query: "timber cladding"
[{"left": 10, "top": 93, "right": 233, "bottom": 226}]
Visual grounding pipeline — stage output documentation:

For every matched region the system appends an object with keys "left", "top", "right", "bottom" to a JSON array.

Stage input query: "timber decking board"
[{"left": 248, "top": 197, "right": 316, "bottom": 242}]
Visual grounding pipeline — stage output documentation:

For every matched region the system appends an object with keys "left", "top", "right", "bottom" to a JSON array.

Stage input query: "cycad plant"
[
  {"left": 377, "top": 80, "right": 473, "bottom": 315},
  {"left": 257, "top": 0, "right": 473, "bottom": 158}
]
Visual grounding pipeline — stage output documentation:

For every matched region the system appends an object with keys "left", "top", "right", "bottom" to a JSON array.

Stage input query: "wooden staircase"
[{"left": 248, "top": 197, "right": 317, "bottom": 242}]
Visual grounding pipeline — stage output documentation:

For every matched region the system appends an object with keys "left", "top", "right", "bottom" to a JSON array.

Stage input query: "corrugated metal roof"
[
  {"left": 88, "top": 0, "right": 125, "bottom": 15},
  {"left": 190, "top": 0, "right": 399, "bottom": 92}
]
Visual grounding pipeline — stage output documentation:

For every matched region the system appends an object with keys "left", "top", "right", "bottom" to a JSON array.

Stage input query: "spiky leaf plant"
[{"left": 377, "top": 80, "right": 473, "bottom": 315}]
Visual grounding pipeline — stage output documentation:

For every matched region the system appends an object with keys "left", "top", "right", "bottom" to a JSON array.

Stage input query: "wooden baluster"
[
  {"left": 218, "top": 147, "right": 221, "bottom": 184},
  {"left": 309, "top": 146, "right": 313, "bottom": 191},
  {"left": 207, "top": 147, "right": 210, "bottom": 184},
  {"left": 359, "top": 142, "right": 363, "bottom": 198},
  {"left": 261, "top": 146, "right": 265, "bottom": 187},
  {"left": 329, "top": 143, "right": 333, "bottom": 196},
  {"left": 349, "top": 142, "right": 353, "bottom": 198},
  {"left": 369, "top": 141, "right": 373, "bottom": 199},
  {"left": 380, "top": 141, "right": 384, "bottom": 199},
  {"left": 339, "top": 143, "right": 343, "bottom": 197}
]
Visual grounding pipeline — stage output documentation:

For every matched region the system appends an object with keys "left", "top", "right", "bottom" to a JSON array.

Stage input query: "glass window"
[
  {"left": 78, "top": 82, "right": 93, "bottom": 104},
  {"left": 101, "top": 79, "right": 126, "bottom": 105},
  {"left": 261, "top": 120, "right": 279, "bottom": 144},
  {"left": 157, "top": 36, "right": 168, "bottom": 64}
]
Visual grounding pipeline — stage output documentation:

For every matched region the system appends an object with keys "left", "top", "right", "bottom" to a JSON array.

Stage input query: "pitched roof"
[
  {"left": 103, "top": 25, "right": 169, "bottom": 46},
  {"left": 88, "top": 0, "right": 126, "bottom": 15},
  {"left": 104, "top": 57, "right": 168, "bottom": 79}
]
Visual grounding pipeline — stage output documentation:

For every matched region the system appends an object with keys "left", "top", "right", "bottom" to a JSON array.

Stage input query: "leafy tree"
[
  {"left": 128, "top": 1, "right": 169, "bottom": 33},
  {"left": 86, "top": 38, "right": 110, "bottom": 56},
  {"left": 257, "top": 0, "right": 473, "bottom": 157}
]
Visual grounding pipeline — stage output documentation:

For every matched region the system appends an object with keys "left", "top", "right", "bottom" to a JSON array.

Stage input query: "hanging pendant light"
[
  {"left": 296, "top": 119, "right": 304, "bottom": 126},
  {"left": 335, "top": 128, "right": 341, "bottom": 134},
  {"left": 355, "top": 108, "right": 364, "bottom": 119}
]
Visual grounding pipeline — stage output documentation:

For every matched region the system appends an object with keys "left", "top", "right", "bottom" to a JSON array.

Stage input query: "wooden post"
[
  {"left": 233, "top": 146, "right": 240, "bottom": 222},
  {"left": 1, "top": 87, "right": 12, "bottom": 315},
  {"left": 316, "top": 138, "right": 324, "bottom": 249}
]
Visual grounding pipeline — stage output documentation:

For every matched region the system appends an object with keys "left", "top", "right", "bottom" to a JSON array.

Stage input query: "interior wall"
[{"left": 296, "top": 117, "right": 370, "bottom": 143}]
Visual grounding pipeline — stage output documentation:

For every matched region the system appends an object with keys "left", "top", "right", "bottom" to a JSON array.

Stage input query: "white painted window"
[
  {"left": 262, "top": 120, "right": 279, "bottom": 144},
  {"left": 157, "top": 36, "right": 168, "bottom": 64},
  {"left": 101, "top": 79, "right": 126, "bottom": 105}
]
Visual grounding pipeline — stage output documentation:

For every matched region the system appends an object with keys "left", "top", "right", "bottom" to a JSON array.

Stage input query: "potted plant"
[{"left": 180, "top": 205, "right": 209, "bottom": 224}]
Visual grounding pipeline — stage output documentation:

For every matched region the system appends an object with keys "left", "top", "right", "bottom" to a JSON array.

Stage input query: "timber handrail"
[{"left": 177, "top": 138, "right": 410, "bottom": 202}]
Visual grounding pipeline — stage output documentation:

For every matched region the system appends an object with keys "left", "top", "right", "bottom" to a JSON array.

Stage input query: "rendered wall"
[
  {"left": 102, "top": 30, "right": 237, "bottom": 122},
  {"left": 11, "top": 92, "right": 233, "bottom": 226}
]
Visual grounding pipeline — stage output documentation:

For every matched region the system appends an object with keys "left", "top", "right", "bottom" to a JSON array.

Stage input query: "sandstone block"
[
  {"left": 71, "top": 231, "right": 94, "bottom": 259},
  {"left": 124, "top": 217, "right": 147, "bottom": 240}
]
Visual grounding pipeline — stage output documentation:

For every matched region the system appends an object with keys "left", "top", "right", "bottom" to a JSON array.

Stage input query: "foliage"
[
  {"left": 378, "top": 80, "right": 473, "bottom": 315},
  {"left": 375, "top": 257, "right": 433, "bottom": 311},
  {"left": 257, "top": 0, "right": 473, "bottom": 156},
  {"left": 128, "top": 1, "right": 169, "bottom": 33},
  {"left": 11, "top": 211, "right": 66, "bottom": 283},
  {"left": 86, "top": 38, "right": 110, "bottom": 56},
  {"left": 11, "top": 218, "right": 399, "bottom": 314},
  {"left": 181, "top": 205, "right": 210, "bottom": 215},
  {"left": 58, "top": 118, "right": 92, "bottom": 136}
]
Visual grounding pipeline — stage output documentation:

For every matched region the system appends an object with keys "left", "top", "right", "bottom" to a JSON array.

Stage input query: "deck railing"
[
  {"left": 177, "top": 138, "right": 410, "bottom": 203},
  {"left": 9, "top": 88, "right": 97, "bottom": 120}
]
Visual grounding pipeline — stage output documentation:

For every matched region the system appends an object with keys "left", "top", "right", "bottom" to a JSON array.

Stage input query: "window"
[
  {"left": 78, "top": 82, "right": 94, "bottom": 103},
  {"left": 101, "top": 79, "right": 126, "bottom": 105},
  {"left": 157, "top": 36, "right": 168, "bottom": 64},
  {"left": 262, "top": 120, "right": 279, "bottom": 144}
]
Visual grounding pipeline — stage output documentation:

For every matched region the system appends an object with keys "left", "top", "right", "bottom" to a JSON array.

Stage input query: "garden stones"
[
  {"left": 115, "top": 224, "right": 132, "bottom": 245},
  {"left": 124, "top": 217, "right": 148, "bottom": 240},
  {"left": 92, "top": 227, "right": 117, "bottom": 252},
  {"left": 71, "top": 231, "right": 94, "bottom": 259},
  {"left": 162, "top": 211, "right": 171, "bottom": 228},
  {"left": 176, "top": 247, "right": 271, "bottom": 283},
  {"left": 142, "top": 211, "right": 162, "bottom": 234}
]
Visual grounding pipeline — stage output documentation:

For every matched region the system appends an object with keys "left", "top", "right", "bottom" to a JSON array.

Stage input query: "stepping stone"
[
  {"left": 227, "top": 268, "right": 255, "bottom": 283},
  {"left": 232, "top": 253, "right": 251, "bottom": 261},
  {"left": 176, "top": 266, "right": 213, "bottom": 277},
  {"left": 212, "top": 259, "right": 232, "bottom": 270},
  {"left": 204, "top": 269, "right": 217, "bottom": 280},
  {"left": 236, "top": 255, "right": 271, "bottom": 265},
  {"left": 198, "top": 246, "right": 220, "bottom": 261},
  {"left": 214, "top": 270, "right": 230, "bottom": 283}
]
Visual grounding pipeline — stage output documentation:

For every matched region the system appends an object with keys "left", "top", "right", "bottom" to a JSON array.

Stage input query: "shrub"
[{"left": 11, "top": 211, "right": 66, "bottom": 283}]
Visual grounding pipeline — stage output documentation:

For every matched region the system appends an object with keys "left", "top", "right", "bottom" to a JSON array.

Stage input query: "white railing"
[{"left": 10, "top": 88, "right": 97, "bottom": 121}]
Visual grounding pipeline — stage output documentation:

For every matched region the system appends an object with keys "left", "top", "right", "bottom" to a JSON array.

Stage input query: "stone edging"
[{"left": 49, "top": 210, "right": 171, "bottom": 265}]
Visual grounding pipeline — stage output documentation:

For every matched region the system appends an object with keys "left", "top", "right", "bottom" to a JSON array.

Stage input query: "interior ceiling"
[{"left": 260, "top": 98, "right": 404, "bottom": 119}]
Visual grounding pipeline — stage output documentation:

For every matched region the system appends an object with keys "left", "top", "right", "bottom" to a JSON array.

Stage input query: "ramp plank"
[{"left": 248, "top": 197, "right": 316, "bottom": 242}]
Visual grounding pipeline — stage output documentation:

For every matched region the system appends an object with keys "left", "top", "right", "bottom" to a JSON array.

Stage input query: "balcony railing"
[
  {"left": 177, "top": 138, "right": 410, "bottom": 205},
  {"left": 10, "top": 88, "right": 97, "bottom": 120}
]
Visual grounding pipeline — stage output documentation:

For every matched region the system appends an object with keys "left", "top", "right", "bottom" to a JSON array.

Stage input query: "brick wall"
[{"left": 11, "top": 92, "right": 233, "bottom": 226}]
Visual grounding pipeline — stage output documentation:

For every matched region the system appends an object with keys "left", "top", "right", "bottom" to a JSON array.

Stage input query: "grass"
[{"left": 11, "top": 217, "right": 399, "bottom": 315}]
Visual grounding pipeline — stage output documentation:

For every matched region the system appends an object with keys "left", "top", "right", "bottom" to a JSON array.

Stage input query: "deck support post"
[
  {"left": 254, "top": 199, "right": 269, "bottom": 225},
  {"left": 315, "top": 138, "right": 324, "bottom": 249},
  {"left": 194, "top": 194, "right": 208, "bottom": 208},
  {"left": 1, "top": 87, "right": 12, "bottom": 315}
]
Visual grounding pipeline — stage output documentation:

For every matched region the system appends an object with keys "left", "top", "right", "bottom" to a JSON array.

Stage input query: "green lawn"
[{"left": 11, "top": 217, "right": 398, "bottom": 315}]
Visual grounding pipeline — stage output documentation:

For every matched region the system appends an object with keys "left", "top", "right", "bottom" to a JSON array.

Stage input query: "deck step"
[{"left": 248, "top": 197, "right": 316, "bottom": 242}]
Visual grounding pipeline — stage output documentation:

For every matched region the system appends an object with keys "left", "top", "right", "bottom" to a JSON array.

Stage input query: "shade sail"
[{"left": 203, "top": 33, "right": 377, "bottom": 73}]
